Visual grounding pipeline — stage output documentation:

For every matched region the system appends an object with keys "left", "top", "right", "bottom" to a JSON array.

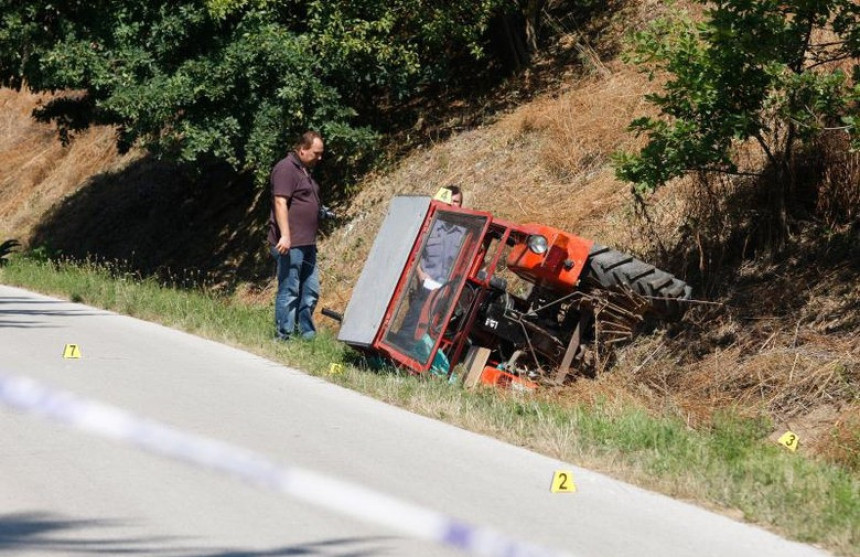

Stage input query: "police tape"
[{"left": 0, "top": 372, "right": 574, "bottom": 557}]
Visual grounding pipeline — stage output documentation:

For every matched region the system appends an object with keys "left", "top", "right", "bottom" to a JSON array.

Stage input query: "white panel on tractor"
[{"left": 337, "top": 195, "right": 431, "bottom": 347}]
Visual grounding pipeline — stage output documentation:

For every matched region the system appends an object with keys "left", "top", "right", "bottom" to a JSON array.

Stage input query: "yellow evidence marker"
[
  {"left": 778, "top": 431, "right": 800, "bottom": 452},
  {"left": 329, "top": 363, "right": 344, "bottom": 375},
  {"left": 550, "top": 470, "right": 576, "bottom": 493},
  {"left": 433, "top": 187, "right": 453, "bottom": 204},
  {"left": 62, "top": 344, "right": 82, "bottom": 359}
]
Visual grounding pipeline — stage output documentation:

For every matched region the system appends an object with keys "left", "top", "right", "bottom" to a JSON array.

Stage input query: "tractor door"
[{"left": 378, "top": 206, "right": 490, "bottom": 374}]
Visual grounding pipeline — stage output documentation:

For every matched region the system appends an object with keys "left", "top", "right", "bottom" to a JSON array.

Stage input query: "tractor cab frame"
[{"left": 337, "top": 195, "right": 609, "bottom": 384}]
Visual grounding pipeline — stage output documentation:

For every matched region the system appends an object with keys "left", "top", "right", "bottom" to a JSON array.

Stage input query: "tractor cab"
[
  {"left": 338, "top": 196, "right": 490, "bottom": 375},
  {"left": 335, "top": 194, "right": 691, "bottom": 386},
  {"left": 337, "top": 195, "right": 592, "bottom": 381},
  {"left": 378, "top": 204, "right": 488, "bottom": 373}
]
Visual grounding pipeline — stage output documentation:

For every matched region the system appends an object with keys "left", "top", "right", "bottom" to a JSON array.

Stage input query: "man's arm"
[{"left": 274, "top": 196, "right": 291, "bottom": 254}]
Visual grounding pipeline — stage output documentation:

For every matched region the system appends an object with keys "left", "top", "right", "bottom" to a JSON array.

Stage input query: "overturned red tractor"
[{"left": 333, "top": 196, "right": 691, "bottom": 387}]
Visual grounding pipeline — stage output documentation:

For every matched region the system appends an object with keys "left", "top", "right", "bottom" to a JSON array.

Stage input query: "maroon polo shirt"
[{"left": 268, "top": 152, "right": 321, "bottom": 247}]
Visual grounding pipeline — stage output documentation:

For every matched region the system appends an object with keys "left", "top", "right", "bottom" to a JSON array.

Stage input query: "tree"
[
  {"left": 614, "top": 0, "right": 860, "bottom": 251},
  {"left": 0, "top": 0, "right": 509, "bottom": 185}
]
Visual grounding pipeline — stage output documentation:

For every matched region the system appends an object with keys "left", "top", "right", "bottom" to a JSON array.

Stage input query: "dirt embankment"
[
  {"left": 312, "top": 62, "right": 859, "bottom": 469},
  {"left": 0, "top": 88, "right": 135, "bottom": 241}
]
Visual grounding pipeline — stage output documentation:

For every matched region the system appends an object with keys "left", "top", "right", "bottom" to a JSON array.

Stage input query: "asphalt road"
[{"left": 0, "top": 284, "right": 833, "bottom": 557}]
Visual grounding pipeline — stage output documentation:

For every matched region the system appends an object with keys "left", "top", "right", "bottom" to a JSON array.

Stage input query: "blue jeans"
[{"left": 271, "top": 245, "right": 319, "bottom": 340}]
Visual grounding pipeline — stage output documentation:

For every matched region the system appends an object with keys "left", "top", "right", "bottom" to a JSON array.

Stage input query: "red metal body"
[
  {"left": 335, "top": 194, "right": 692, "bottom": 385},
  {"left": 369, "top": 201, "right": 595, "bottom": 376},
  {"left": 506, "top": 223, "right": 593, "bottom": 292}
]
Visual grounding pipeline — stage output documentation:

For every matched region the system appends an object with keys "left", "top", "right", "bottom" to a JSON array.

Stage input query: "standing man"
[{"left": 269, "top": 131, "right": 325, "bottom": 341}]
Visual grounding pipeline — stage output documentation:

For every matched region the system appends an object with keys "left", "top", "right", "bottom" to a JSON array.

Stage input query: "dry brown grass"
[
  {"left": 0, "top": 88, "right": 137, "bottom": 241},
  {"left": 819, "top": 406, "right": 860, "bottom": 470},
  {"left": 316, "top": 64, "right": 687, "bottom": 313},
  {"left": 814, "top": 134, "right": 860, "bottom": 229},
  {"left": 314, "top": 52, "right": 859, "bottom": 472}
]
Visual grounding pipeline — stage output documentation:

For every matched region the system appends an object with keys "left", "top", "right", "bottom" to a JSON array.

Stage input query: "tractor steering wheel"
[{"left": 414, "top": 280, "right": 454, "bottom": 341}]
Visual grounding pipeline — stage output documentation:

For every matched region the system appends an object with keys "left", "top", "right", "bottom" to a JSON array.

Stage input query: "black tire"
[{"left": 582, "top": 243, "right": 692, "bottom": 318}]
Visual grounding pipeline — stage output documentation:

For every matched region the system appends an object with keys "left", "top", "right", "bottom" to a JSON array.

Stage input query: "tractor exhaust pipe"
[{"left": 321, "top": 308, "right": 343, "bottom": 322}]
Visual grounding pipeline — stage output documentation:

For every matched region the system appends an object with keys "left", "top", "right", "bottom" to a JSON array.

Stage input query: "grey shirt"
[{"left": 421, "top": 219, "right": 466, "bottom": 284}]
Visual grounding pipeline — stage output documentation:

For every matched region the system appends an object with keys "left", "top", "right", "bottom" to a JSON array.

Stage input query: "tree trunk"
[
  {"left": 760, "top": 151, "right": 792, "bottom": 255},
  {"left": 498, "top": 11, "right": 530, "bottom": 71},
  {"left": 521, "top": 0, "right": 546, "bottom": 54}
]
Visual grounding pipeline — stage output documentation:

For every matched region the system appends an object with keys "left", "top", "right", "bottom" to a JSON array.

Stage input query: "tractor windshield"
[{"left": 381, "top": 209, "right": 488, "bottom": 371}]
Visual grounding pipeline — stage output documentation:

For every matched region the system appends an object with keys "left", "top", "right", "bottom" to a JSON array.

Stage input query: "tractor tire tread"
[{"left": 583, "top": 243, "right": 691, "bottom": 318}]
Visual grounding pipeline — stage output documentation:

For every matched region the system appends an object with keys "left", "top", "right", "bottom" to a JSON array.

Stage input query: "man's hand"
[{"left": 276, "top": 235, "right": 291, "bottom": 255}]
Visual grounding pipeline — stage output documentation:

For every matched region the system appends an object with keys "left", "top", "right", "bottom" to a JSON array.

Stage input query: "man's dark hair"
[
  {"left": 443, "top": 184, "right": 462, "bottom": 196},
  {"left": 294, "top": 130, "right": 322, "bottom": 150}
]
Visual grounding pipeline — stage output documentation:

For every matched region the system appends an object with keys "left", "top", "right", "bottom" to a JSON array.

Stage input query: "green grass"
[{"left": 2, "top": 255, "right": 858, "bottom": 556}]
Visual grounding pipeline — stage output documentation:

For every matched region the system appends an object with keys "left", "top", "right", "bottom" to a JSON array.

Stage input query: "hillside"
[
  {"left": 316, "top": 61, "right": 860, "bottom": 467},
  {"left": 3, "top": 55, "right": 858, "bottom": 464},
  {"left": 1, "top": 0, "right": 858, "bottom": 535}
]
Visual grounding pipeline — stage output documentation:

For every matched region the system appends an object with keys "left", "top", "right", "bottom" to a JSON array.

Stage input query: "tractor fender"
[{"left": 506, "top": 224, "right": 593, "bottom": 291}]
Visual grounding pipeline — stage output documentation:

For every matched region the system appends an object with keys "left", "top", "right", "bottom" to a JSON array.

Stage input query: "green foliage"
[
  {"left": 0, "top": 0, "right": 509, "bottom": 185},
  {"left": 0, "top": 239, "right": 20, "bottom": 266},
  {"left": 206, "top": 0, "right": 275, "bottom": 20},
  {"left": 615, "top": 1, "right": 860, "bottom": 196}
]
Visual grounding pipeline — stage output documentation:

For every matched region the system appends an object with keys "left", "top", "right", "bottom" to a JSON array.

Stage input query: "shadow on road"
[
  {"left": 0, "top": 298, "right": 108, "bottom": 328},
  {"left": 0, "top": 511, "right": 392, "bottom": 556}
]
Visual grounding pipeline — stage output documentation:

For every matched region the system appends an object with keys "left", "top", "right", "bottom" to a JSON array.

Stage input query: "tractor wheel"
[{"left": 582, "top": 243, "right": 692, "bottom": 318}]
